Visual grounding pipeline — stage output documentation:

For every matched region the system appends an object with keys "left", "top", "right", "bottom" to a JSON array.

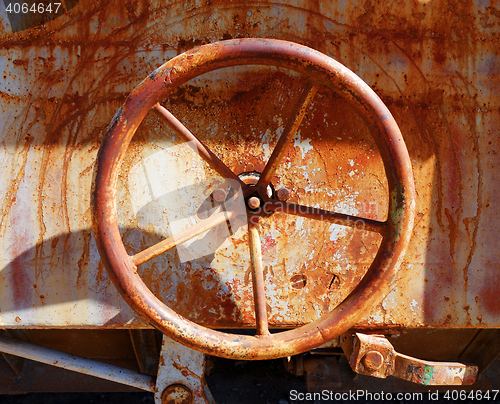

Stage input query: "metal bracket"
[
  {"left": 155, "top": 337, "right": 215, "bottom": 404},
  {"left": 340, "top": 333, "right": 478, "bottom": 386}
]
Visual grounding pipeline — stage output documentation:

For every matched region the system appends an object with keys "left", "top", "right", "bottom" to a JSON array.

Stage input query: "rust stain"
[
  {"left": 0, "top": 0, "right": 497, "bottom": 348},
  {"left": 0, "top": 134, "right": 33, "bottom": 232},
  {"left": 91, "top": 38, "right": 415, "bottom": 359}
]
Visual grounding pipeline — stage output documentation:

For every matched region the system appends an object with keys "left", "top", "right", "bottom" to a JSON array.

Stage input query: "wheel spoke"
[
  {"left": 257, "top": 82, "right": 317, "bottom": 187},
  {"left": 266, "top": 201, "right": 387, "bottom": 234},
  {"left": 154, "top": 103, "right": 244, "bottom": 185},
  {"left": 131, "top": 210, "right": 236, "bottom": 266},
  {"left": 248, "top": 222, "right": 270, "bottom": 337}
]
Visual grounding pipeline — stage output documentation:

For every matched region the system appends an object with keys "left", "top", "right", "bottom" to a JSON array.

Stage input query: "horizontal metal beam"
[{"left": 0, "top": 335, "right": 156, "bottom": 392}]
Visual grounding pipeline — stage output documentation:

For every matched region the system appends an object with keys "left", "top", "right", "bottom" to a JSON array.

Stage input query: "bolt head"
[
  {"left": 161, "top": 384, "right": 193, "bottom": 404},
  {"left": 362, "top": 350, "right": 385, "bottom": 371},
  {"left": 247, "top": 196, "right": 261, "bottom": 209},
  {"left": 213, "top": 188, "right": 227, "bottom": 202},
  {"left": 276, "top": 187, "right": 291, "bottom": 201}
]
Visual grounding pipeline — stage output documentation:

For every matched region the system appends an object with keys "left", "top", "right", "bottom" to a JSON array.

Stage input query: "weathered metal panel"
[{"left": 0, "top": 0, "right": 499, "bottom": 330}]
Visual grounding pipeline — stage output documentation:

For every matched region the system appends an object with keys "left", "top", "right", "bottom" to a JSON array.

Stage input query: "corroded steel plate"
[{"left": 0, "top": 0, "right": 499, "bottom": 330}]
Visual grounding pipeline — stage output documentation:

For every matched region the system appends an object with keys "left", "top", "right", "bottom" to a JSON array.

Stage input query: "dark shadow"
[{"left": 0, "top": 180, "right": 248, "bottom": 328}]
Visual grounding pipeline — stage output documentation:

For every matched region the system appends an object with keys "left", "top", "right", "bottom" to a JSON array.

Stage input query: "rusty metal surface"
[
  {"left": 155, "top": 338, "right": 214, "bottom": 404},
  {"left": 291, "top": 355, "right": 500, "bottom": 394},
  {"left": 341, "top": 332, "right": 478, "bottom": 386},
  {"left": 341, "top": 333, "right": 396, "bottom": 379},
  {"left": 0, "top": 0, "right": 498, "bottom": 336},
  {"left": 394, "top": 353, "right": 477, "bottom": 386},
  {"left": 91, "top": 38, "right": 414, "bottom": 359}
]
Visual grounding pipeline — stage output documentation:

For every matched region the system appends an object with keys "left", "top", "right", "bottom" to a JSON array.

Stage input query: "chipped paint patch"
[{"left": 293, "top": 132, "right": 313, "bottom": 159}]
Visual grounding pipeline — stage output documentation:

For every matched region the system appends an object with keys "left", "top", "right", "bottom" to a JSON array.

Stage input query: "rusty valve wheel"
[{"left": 92, "top": 38, "right": 415, "bottom": 360}]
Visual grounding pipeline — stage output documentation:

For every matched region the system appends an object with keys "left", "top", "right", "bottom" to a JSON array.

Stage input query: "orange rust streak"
[
  {"left": 131, "top": 209, "right": 236, "bottom": 266},
  {"left": 248, "top": 222, "right": 270, "bottom": 337},
  {"left": 257, "top": 82, "right": 317, "bottom": 187},
  {"left": 153, "top": 103, "right": 244, "bottom": 185},
  {"left": 267, "top": 201, "right": 387, "bottom": 234}
]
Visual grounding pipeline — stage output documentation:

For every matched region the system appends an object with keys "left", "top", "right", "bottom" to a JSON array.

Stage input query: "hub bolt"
[
  {"left": 247, "top": 196, "right": 261, "bottom": 209},
  {"left": 213, "top": 188, "right": 227, "bottom": 202},
  {"left": 276, "top": 187, "right": 291, "bottom": 201}
]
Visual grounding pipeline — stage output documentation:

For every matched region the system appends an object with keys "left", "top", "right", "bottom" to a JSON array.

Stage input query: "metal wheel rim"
[{"left": 92, "top": 38, "right": 416, "bottom": 360}]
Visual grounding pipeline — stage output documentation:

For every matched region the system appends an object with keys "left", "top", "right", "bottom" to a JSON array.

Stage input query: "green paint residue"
[{"left": 423, "top": 365, "right": 434, "bottom": 385}]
